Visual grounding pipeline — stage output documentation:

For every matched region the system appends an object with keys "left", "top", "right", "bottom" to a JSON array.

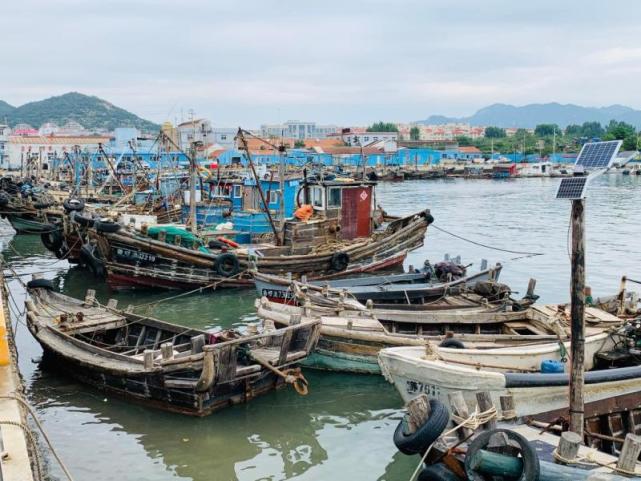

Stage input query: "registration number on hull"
[
  {"left": 405, "top": 380, "right": 441, "bottom": 398},
  {"left": 115, "top": 247, "right": 157, "bottom": 263}
]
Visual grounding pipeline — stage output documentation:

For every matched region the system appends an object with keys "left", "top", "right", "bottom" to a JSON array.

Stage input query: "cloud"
[{"left": 1, "top": 0, "right": 641, "bottom": 126}]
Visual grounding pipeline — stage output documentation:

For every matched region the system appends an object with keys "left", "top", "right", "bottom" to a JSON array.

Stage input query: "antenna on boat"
[{"left": 556, "top": 140, "right": 622, "bottom": 437}]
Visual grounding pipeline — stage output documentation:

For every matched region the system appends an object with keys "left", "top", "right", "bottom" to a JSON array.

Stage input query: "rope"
[
  {"left": 551, "top": 446, "right": 641, "bottom": 476},
  {"left": 128, "top": 269, "right": 248, "bottom": 313},
  {"left": 0, "top": 419, "right": 43, "bottom": 480},
  {"left": 408, "top": 406, "right": 499, "bottom": 481},
  {"left": 0, "top": 394, "right": 75, "bottom": 481},
  {"left": 431, "top": 224, "right": 544, "bottom": 258}
]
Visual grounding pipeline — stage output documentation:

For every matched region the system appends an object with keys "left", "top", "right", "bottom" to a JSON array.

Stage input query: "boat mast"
[
  {"left": 278, "top": 139, "right": 286, "bottom": 245},
  {"left": 188, "top": 140, "right": 198, "bottom": 232},
  {"left": 236, "top": 128, "right": 281, "bottom": 244}
]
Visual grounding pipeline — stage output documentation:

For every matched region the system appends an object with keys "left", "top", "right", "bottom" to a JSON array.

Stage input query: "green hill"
[{"left": 0, "top": 92, "right": 160, "bottom": 133}]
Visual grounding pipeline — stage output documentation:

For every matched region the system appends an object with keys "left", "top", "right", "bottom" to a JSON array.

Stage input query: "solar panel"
[
  {"left": 575, "top": 140, "right": 622, "bottom": 170},
  {"left": 556, "top": 176, "right": 588, "bottom": 200}
]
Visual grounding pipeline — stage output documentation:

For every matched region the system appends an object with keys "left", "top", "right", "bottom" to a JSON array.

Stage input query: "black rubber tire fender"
[
  {"left": 32, "top": 201, "right": 54, "bottom": 210},
  {"left": 26, "top": 279, "right": 54, "bottom": 290},
  {"left": 208, "top": 239, "right": 226, "bottom": 249},
  {"left": 41, "top": 226, "right": 64, "bottom": 252},
  {"left": 464, "top": 428, "right": 540, "bottom": 481},
  {"left": 79, "top": 244, "right": 106, "bottom": 277},
  {"left": 0, "top": 193, "right": 9, "bottom": 207},
  {"left": 94, "top": 220, "right": 121, "bottom": 233},
  {"left": 330, "top": 252, "right": 350, "bottom": 271},
  {"left": 214, "top": 252, "right": 240, "bottom": 277},
  {"left": 438, "top": 338, "right": 465, "bottom": 349},
  {"left": 418, "top": 463, "right": 460, "bottom": 481},
  {"left": 393, "top": 399, "right": 450, "bottom": 455},
  {"left": 73, "top": 213, "right": 95, "bottom": 228},
  {"left": 63, "top": 198, "right": 85, "bottom": 212}
]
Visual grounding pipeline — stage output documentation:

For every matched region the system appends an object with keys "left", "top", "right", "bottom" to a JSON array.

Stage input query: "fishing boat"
[
  {"left": 256, "top": 290, "right": 621, "bottom": 374},
  {"left": 24, "top": 279, "right": 321, "bottom": 416},
  {"left": 377, "top": 310, "right": 634, "bottom": 417},
  {"left": 80, "top": 178, "right": 432, "bottom": 290},
  {"left": 253, "top": 258, "right": 502, "bottom": 304}
]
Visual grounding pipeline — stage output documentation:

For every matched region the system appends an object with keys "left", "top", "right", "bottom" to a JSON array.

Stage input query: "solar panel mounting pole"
[{"left": 569, "top": 197, "right": 586, "bottom": 437}]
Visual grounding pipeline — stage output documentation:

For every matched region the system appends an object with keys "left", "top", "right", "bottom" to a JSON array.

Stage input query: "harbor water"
[{"left": 4, "top": 175, "right": 641, "bottom": 481}]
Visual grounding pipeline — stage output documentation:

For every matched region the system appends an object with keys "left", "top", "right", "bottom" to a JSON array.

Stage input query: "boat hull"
[{"left": 37, "top": 345, "right": 288, "bottom": 416}]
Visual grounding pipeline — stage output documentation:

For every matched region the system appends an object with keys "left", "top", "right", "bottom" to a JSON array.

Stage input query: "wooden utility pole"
[{"left": 569, "top": 198, "right": 586, "bottom": 436}]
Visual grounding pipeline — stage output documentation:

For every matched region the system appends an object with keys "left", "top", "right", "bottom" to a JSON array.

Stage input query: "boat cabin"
[{"left": 282, "top": 179, "right": 380, "bottom": 249}]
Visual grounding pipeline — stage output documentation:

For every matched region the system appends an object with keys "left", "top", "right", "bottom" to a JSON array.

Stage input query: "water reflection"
[{"left": 2, "top": 175, "right": 640, "bottom": 481}]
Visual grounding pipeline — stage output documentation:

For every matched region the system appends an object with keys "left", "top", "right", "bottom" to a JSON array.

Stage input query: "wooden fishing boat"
[
  {"left": 377, "top": 313, "right": 634, "bottom": 418},
  {"left": 253, "top": 259, "right": 503, "bottom": 304},
  {"left": 80, "top": 179, "right": 432, "bottom": 290},
  {"left": 256, "top": 293, "right": 621, "bottom": 373},
  {"left": 390, "top": 392, "right": 641, "bottom": 481},
  {"left": 24, "top": 280, "right": 321, "bottom": 416}
]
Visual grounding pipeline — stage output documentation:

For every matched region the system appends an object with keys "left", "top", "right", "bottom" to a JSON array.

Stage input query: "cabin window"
[
  {"left": 328, "top": 187, "right": 341, "bottom": 208},
  {"left": 269, "top": 190, "right": 280, "bottom": 204},
  {"left": 233, "top": 185, "right": 242, "bottom": 198},
  {"left": 311, "top": 186, "right": 324, "bottom": 208}
]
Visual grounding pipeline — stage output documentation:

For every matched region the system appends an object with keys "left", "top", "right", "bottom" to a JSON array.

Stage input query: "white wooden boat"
[{"left": 378, "top": 314, "right": 637, "bottom": 418}]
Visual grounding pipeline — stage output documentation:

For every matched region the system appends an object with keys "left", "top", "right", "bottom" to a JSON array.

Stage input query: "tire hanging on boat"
[
  {"left": 63, "top": 198, "right": 85, "bottom": 212},
  {"left": 41, "top": 225, "right": 64, "bottom": 252},
  {"left": 393, "top": 399, "right": 450, "bottom": 455},
  {"left": 418, "top": 463, "right": 460, "bottom": 481},
  {"left": 26, "top": 279, "right": 54, "bottom": 290},
  {"left": 214, "top": 252, "right": 240, "bottom": 277},
  {"left": 72, "top": 212, "right": 95, "bottom": 228},
  {"left": 94, "top": 220, "right": 121, "bottom": 233},
  {"left": 330, "top": 252, "right": 349, "bottom": 271},
  {"left": 80, "top": 243, "right": 106, "bottom": 277},
  {"left": 464, "top": 429, "right": 540, "bottom": 481}
]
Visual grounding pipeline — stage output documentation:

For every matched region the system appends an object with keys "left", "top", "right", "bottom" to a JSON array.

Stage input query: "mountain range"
[
  {"left": 417, "top": 103, "right": 641, "bottom": 129},
  {"left": 0, "top": 92, "right": 159, "bottom": 133}
]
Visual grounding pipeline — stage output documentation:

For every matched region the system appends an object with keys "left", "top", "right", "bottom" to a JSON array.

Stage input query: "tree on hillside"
[
  {"left": 534, "top": 123, "right": 560, "bottom": 137},
  {"left": 294, "top": 140, "right": 306, "bottom": 148},
  {"left": 580, "top": 121, "right": 605, "bottom": 139},
  {"left": 565, "top": 124, "right": 582, "bottom": 136},
  {"left": 367, "top": 122, "right": 398, "bottom": 132},
  {"left": 484, "top": 126, "right": 506, "bottom": 138},
  {"left": 603, "top": 120, "right": 637, "bottom": 150},
  {"left": 409, "top": 126, "right": 420, "bottom": 140},
  {"left": 604, "top": 120, "right": 635, "bottom": 140},
  {"left": 456, "top": 136, "right": 472, "bottom": 146}
]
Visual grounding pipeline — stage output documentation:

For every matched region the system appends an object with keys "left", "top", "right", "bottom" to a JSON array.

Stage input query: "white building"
[
  {"left": 6, "top": 135, "right": 110, "bottom": 171},
  {"left": 261, "top": 121, "right": 340, "bottom": 139},
  {"left": 342, "top": 131, "right": 398, "bottom": 146},
  {"left": 0, "top": 125, "right": 10, "bottom": 169},
  {"left": 211, "top": 128, "right": 237, "bottom": 149},
  {"left": 177, "top": 118, "right": 214, "bottom": 150}
]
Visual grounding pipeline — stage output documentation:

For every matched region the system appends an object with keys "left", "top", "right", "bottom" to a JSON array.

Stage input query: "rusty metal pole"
[{"left": 569, "top": 198, "right": 586, "bottom": 437}]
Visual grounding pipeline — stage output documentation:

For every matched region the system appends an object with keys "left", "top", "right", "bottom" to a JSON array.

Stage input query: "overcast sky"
[{"left": 2, "top": 0, "right": 641, "bottom": 127}]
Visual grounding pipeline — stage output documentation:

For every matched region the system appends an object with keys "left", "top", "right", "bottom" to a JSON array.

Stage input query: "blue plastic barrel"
[{"left": 541, "top": 359, "right": 565, "bottom": 373}]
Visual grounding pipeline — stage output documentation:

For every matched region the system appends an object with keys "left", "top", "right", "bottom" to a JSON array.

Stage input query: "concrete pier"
[{"left": 0, "top": 277, "right": 36, "bottom": 481}]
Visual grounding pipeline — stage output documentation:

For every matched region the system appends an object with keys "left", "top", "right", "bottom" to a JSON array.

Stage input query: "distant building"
[
  {"left": 342, "top": 130, "right": 398, "bottom": 146},
  {"left": 415, "top": 123, "right": 485, "bottom": 141},
  {"left": 177, "top": 118, "right": 214, "bottom": 150},
  {"left": 211, "top": 128, "right": 237, "bottom": 149},
  {"left": 6, "top": 135, "right": 110, "bottom": 171},
  {"left": 261, "top": 120, "right": 340, "bottom": 139},
  {"left": 0, "top": 125, "right": 10, "bottom": 169}
]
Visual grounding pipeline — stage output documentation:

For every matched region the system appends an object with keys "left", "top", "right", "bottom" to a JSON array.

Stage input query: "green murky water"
[{"left": 4, "top": 175, "right": 641, "bottom": 481}]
